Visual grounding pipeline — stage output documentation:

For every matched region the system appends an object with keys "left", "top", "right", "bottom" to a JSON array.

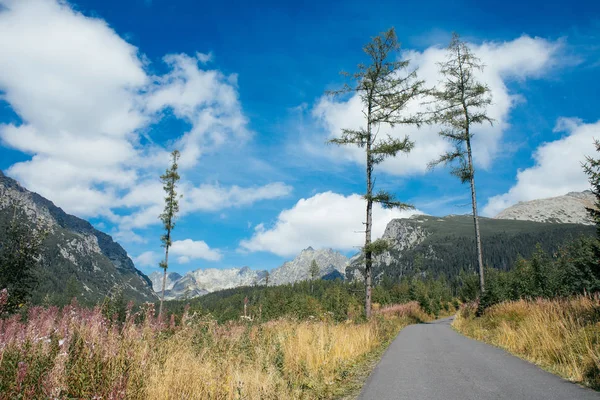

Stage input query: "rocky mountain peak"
[
  {"left": 268, "top": 247, "right": 349, "bottom": 286},
  {"left": 495, "top": 191, "right": 595, "bottom": 225}
]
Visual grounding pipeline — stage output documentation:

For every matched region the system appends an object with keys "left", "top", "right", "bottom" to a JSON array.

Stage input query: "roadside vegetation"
[
  {"left": 454, "top": 295, "right": 600, "bottom": 390},
  {"left": 452, "top": 229, "right": 600, "bottom": 390},
  {"left": 0, "top": 298, "right": 431, "bottom": 399}
]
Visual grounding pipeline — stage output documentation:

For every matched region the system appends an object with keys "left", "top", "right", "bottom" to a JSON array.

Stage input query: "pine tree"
[
  {"left": 309, "top": 259, "right": 320, "bottom": 293},
  {"left": 328, "top": 28, "right": 424, "bottom": 318},
  {"left": 158, "top": 150, "right": 181, "bottom": 319},
  {"left": 428, "top": 33, "right": 493, "bottom": 295},
  {"left": 582, "top": 139, "right": 600, "bottom": 280},
  {"left": 309, "top": 259, "right": 320, "bottom": 280},
  {"left": 0, "top": 205, "right": 46, "bottom": 313}
]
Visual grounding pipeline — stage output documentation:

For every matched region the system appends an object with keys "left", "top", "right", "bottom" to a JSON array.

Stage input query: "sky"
[{"left": 0, "top": 0, "right": 599, "bottom": 275}]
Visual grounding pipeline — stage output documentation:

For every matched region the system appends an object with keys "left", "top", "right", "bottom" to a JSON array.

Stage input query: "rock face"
[
  {"left": 0, "top": 170, "right": 157, "bottom": 304},
  {"left": 149, "top": 267, "right": 267, "bottom": 300},
  {"left": 347, "top": 215, "right": 431, "bottom": 281},
  {"left": 269, "top": 247, "right": 349, "bottom": 286},
  {"left": 150, "top": 248, "right": 349, "bottom": 300},
  {"left": 149, "top": 272, "right": 182, "bottom": 293},
  {"left": 495, "top": 191, "right": 596, "bottom": 225}
]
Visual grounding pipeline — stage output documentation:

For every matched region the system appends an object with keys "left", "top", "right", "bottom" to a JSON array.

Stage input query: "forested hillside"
[{"left": 347, "top": 215, "right": 595, "bottom": 282}]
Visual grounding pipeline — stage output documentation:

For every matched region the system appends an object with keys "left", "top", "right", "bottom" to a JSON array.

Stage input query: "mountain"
[
  {"left": 149, "top": 271, "right": 182, "bottom": 293},
  {"left": 0, "top": 170, "right": 156, "bottom": 304},
  {"left": 495, "top": 191, "right": 596, "bottom": 225},
  {"left": 269, "top": 247, "right": 349, "bottom": 286},
  {"left": 346, "top": 214, "right": 595, "bottom": 282},
  {"left": 149, "top": 267, "right": 267, "bottom": 300},
  {"left": 150, "top": 248, "right": 349, "bottom": 300}
]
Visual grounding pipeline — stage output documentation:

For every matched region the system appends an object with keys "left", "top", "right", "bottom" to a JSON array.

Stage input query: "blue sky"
[{"left": 0, "top": 0, "right": 599, "bottom": 275}]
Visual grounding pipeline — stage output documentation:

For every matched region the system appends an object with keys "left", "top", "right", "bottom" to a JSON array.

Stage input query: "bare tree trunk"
[
  {"left": 466, "top": 136, "right": 484, "bottom": 294},
  {"left": 365, "top": 122, "right": 373, "bottom": 319},
  {"left": 159, "top": 247, "right": 169, "bottom": 319}
]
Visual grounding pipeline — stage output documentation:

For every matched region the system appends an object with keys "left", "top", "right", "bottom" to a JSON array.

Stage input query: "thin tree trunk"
[
  {"left": 465, "top": 136, "right": 484, "bottom": 294},
  {"left": 159, "top": 247, "right": 169, "bottom": 319},
  {"left": 365, "top": 122, "right": 373, "bottom": 319},
  {"left": 458, "top": 40, "right": 485, "bottom": 295}
]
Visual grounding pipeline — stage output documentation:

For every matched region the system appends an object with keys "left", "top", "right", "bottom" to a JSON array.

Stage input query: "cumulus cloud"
[
  {"left": 133, "top": 239, "right": 222, "bottom": 267},
  {"left": 133, "top": 251, "right": 161, "bottom": 268},
  {"left": 118, "top": 181, "right": 293, "bottom": 230},
  {"left": 0, "top": 0, "right": 289, "bottom": 234},
  {"left": 145, "top": 52, "right": 249, "bottom": 169},
  {"left": 171, "top": 239, "right": 222, "bottom": 263},
  {"left": 483, "top": 119, "right": 600, "bottom": 216},
  {"left": 240, "top": 191, "right": 423, "bottom": 256},
  {"left": 311, "top": 35, "right": 563, "bottom": 176}
]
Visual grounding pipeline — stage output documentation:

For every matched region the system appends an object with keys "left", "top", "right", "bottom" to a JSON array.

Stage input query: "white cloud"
[
  {"left": 483, "top": 119, "right": 600, "bottom": 216},
  {"left": 0, "top": 0, "right": 146, "bottom": 217},
  {"left": 0, "top": 0, "right": 289, "bottom": 235},
  {"left": 113, "top": 228, "right": 148, "bottom": 244},
  {"left": 146, "top": 52, "right": 250, "bottom": 169},
  {"left": 133, "top": 251, "right": 160, "bottom": 268},
  {"left": 118, "top": 181, "right": 293, "bottom": 230},
  {"left": 181, "top": 182, "right": 293, "bottom": 212},
  {"left": 240, "top": 191, "right": 423, "bottom": 256},
  {"left": 134, "top": 240, "right": 222, "bottom": 267},
  {"left": 311, "top": 35, "right": 563, "bottom": 176},
  {"left": 171, "top": 239, "right": 222, "bottom": 262}
]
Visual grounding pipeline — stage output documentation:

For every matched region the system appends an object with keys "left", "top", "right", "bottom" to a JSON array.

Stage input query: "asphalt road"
[{"left": 359, "top": 317, "right": 600, "bottom": 400}]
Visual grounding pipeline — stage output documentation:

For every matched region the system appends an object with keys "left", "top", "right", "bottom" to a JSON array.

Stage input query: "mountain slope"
[
  {"left": 0, "top": 171, "right": 156, "bottom": 304},
  {"left": 495, "top": 191, "right": 595, "bottom": 225},
  {"left": 347, "top": 214, "right": 596, "bottom": 281}
]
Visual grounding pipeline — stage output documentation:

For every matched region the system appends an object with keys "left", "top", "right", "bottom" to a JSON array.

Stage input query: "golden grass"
[
  {"left": 453, "top": 295, "right": 600, "bottom": 389},
  {"left": 0, "top": 301, "right": 428, "bottom": 399},
  {"left": 143, "top": 315, "right": 416, "bottom": 399}
]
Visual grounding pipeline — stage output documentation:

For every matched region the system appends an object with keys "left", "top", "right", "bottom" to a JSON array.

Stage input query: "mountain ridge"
[
  {"left": 149, "top": 247, "right": 349, "bottom": 300},
  {"left": 494, "top": 191, "right": 595, "bottom": 225}
]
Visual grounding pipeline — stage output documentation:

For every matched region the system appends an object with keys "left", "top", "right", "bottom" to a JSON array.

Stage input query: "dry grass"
[
  {"left": 453, "top": 295, "right": 600, "bottom": 390},
  {"left": 0, "top": 301, "right": 426, "bottom": 399}
]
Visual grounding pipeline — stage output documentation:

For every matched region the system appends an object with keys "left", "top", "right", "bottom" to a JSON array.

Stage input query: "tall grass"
[
  {"left": 453, "top": 295, "right": 600, "bottom": 389},
  {"left": 0, "top": 300, "right": 426, "bottom": 399}
]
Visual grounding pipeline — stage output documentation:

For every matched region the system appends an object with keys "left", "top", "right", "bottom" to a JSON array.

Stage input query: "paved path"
[{"left": 359, "top": 317, "right": 600, "bottom": 400}]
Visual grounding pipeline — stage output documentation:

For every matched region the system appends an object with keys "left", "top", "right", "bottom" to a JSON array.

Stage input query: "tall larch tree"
[
  {"left": 328, "top": 28, "right": 425, "bottom": 318},
  {"left": 158, "top": 150, "right": 181, "bottom": 319},
  {"left": 429, "top": 33, "right": 493, "bottom": 295}
]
